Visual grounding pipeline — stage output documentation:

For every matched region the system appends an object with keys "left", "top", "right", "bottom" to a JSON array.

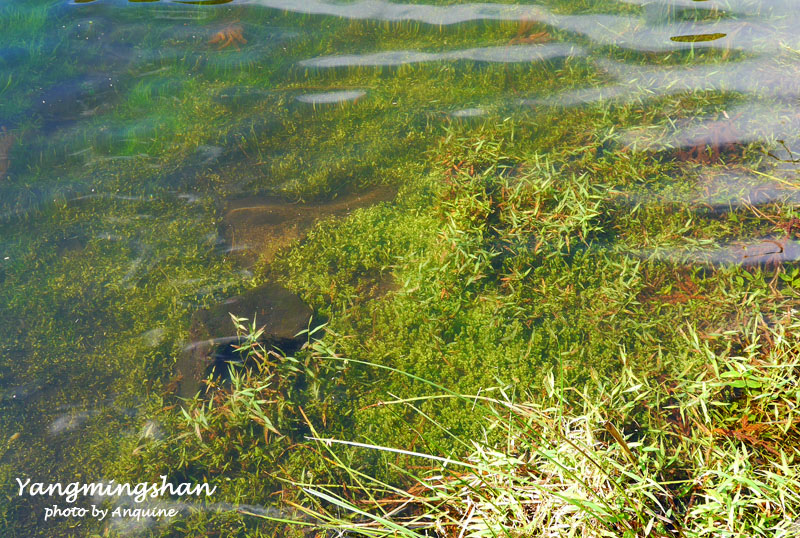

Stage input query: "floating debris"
[{"left": 670, "top": 33, "right": 727, "bottom": 43}]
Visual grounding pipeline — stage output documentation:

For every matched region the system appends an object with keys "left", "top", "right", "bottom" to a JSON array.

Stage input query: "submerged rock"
[
  {"left": 33, "top": 75, "right": 120, "bottom": 130},
  {"left": 173, "top": 283, "right": 314, "bottom": 399},
  {"left": 0, "top": 381, "right": 43, "bottom": 404},
  {"left": 220, "top": 185, "right": 396, "bottom": 266},
  {"left": 192, "top": 283, "right": 312, "bottom": 342}
]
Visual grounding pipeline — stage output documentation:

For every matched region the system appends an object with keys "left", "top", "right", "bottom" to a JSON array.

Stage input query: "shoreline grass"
[{"left": 266, "top": 314, "right": 800, "bottom": 538}]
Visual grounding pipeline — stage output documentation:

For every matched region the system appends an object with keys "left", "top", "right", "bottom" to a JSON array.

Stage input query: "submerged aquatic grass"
[
  {"left": 3, "top": 0, "right": 800, "bottom": 535},
  {"left": 227, "top": 315, "right": 800, "bottom": 537},
  {"left": 118, "top": 111, "right": 800, "bottom": 534}
]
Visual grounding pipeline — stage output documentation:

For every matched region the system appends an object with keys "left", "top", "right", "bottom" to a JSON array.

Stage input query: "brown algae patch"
[{"left": 220, "top": 185, "right": 397, "bottom": 265}]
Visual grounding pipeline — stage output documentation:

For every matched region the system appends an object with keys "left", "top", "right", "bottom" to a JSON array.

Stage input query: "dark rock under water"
[
  {"left": 220, "top": 185, "right": 397, "bottom": 266},
  {"left": 172, "top": 283, "right": 314, "bottom": 400},
  {"left": 33, "top": 74, "right": 121, "bottom": 130},
  {"left": 0, "top": 381, "right": 44, "bottom": 404}
]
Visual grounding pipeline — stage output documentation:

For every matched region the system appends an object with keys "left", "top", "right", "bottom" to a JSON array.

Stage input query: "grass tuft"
[{"left": 274, "top": 314, "right": 800, "bottom": 538}]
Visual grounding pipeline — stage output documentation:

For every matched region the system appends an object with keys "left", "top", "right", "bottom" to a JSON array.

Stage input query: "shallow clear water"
[{"left": 1, "top": 0, "right": 799, "bottom": 535}]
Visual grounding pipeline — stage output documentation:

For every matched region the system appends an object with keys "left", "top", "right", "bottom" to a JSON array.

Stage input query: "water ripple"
[{"left": 300, "top": 43, "right": 583, "bottom": 68}]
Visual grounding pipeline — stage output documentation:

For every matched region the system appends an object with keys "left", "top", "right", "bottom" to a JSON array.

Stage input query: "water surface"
[{"left": 1, "top": 0, "right": 799, "bottom": 535}]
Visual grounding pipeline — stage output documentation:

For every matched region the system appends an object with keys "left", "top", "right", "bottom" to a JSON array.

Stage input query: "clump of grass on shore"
[{"left": 284, "top": 314, "right": 800, "bottom": 537}]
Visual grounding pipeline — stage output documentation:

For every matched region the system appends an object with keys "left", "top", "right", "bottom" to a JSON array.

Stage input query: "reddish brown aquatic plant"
[
  {"left": 209, "top": 23, "right": 247, "bottom": 51},
  {"left": 509, "top": 18, "right": 551, "bottom": 45},
  {"left": 0, "top": 126, "right": 13, "bottom": 179},
  {"left": 675, "top": 111, "right": 745, "bottom": 164},
  {"left": 712, "top": 415, "right": 780, "bottom": 457},
  {"left": 776, "top": 216, "right": 800, "bottom": 238}
]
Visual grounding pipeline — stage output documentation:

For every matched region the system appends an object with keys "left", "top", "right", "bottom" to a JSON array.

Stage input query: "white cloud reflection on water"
[
  {"left": 251, "top": 0, "right": 798, "bottom": 53},
  {"left": 641, "top": 238, "right": 800, "bottom": 267},
  {"left": 618, "top": 0, "right": 799, "bottom": 18},
  {"left": 296, "top": 89, "right": 366, "bottom": 104},
  {"left": 529, "top": 57, "right": 800, "bottom": 109},
  {"left": 651, "top": 167, "right": 800, "bottom": 209},
  {"left": 299, "top": 43, "right": 583, "bottom": 68},
  {"left": 617, "top": 102, "right": 800, "bottom": 154}
]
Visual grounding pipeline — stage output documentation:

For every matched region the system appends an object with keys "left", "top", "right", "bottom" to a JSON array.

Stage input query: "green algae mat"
[{"left": 2, "top": 0, "right": 800, "bottom": 536}]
